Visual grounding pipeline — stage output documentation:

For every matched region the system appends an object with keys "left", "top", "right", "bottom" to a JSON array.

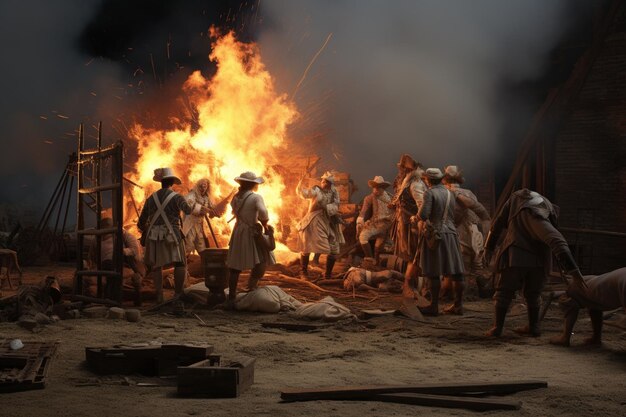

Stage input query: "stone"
[
  {"left": 82, "top": 306, "right": 108, "bottom": 319},
  {"left": 108, "top": 307, "right": 125, "bottom": 319},
  {"left": 125, "top": 309, "right": 141, "bottom": 322}
]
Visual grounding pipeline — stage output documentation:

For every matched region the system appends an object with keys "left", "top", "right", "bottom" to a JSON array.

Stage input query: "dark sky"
[{"left": 0, "top": 0, "right": 594, "bottom": 225}]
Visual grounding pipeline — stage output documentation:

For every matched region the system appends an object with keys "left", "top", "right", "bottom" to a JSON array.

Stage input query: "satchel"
[
  {"left": 424, "top": 220, "right": 442, "bottom": 249},
  {"left": 252, "top": 223, "right": 276, "bottom": 251}
]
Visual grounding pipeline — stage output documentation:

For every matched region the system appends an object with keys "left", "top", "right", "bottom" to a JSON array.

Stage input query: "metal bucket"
[{"left": 200, "top": 248, "right": 229, "bottom": 292}]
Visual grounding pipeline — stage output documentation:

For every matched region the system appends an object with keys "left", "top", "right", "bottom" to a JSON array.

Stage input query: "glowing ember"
[{"left": 127, "top": 29, "right": 302, "bottom": 260}]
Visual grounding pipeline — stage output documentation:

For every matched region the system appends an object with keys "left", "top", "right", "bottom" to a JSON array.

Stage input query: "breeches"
[{"left": 494, "top": 267, "right": 545, "bottom": 308}]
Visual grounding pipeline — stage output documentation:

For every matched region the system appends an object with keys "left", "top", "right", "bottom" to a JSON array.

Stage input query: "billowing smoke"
[
  {"left": 257, "top": 0, "right": 592, "bottom": 195},
  {"left": 0, "top": 0, "right": 249, "bottom": 220}
]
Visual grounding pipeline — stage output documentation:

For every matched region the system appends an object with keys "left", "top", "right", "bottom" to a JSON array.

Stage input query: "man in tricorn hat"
[
  {"left": 484, "top": 189, "right": 586, "bottom": 337},
  {"left": 296, "top": 171, "right": 345, "bottom": 279},
  {"left": 138, "top": 167, "right": 209, "bottom": 309},
  {"left": 415, "top": 168, "right": 465, "bottom": 316},
  {"left": 389, "top": 154, "right": 427, "bottom": 262},
  {"left": 357, "top": 175, "right": 394, "bottom": 265}
]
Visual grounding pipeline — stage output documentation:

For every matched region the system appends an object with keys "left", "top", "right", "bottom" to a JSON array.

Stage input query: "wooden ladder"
[{"left": 74, "top": 122, "right": 124, "bottom": 304}]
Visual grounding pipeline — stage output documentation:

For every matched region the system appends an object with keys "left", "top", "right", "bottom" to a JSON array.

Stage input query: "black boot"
[
  {"left": 300, "top": 254, "right": 310, "bottom": 278},
  {"left": 419, "top": 277, "right": 440, "bottom": 316},
  {"left": 486, "top": 305, "right": 508, "bottom": 337},
  {"left": 325, "top": 255, "right": 337, "bottom": 278},
  {"left": 515, "top": 305, "right": 541, "bottom": 337}
]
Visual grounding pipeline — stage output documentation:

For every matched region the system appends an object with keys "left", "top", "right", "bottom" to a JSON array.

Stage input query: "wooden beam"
[{"left": 280, "top": 380, "right": 548, "bottom": 401}]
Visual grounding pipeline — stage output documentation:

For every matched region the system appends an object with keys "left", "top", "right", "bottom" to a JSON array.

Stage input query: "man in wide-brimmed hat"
[
  {"left": 441, "top": 165, "right": 492, "bottom": 299},
  {"left": 296, "top": 171, "right": 345, "bottom": 279},
  {"left": 357, "top": 175, "right": 394, "bottom": 265},
  {"left": 389, "top": 155, "right": 427, "bottom": 262},
  {"left": 182, "top": 178, "right": 233, "bottom": 257},
  {"left": 138, "top": 167, "right": 209, "bottom": 310},
  {"left": 414, "top": 168, "right": 465, "bottom": 316},
  {"left": 484, "top": 189, "right": 585, "bottom": 337},
  {"left": 226, "top": 171, "right": 276, "bottom": 306}
]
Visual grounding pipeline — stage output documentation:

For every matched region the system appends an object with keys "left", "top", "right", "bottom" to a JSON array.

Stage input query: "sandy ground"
[{"left": 1, "top": 264, "right": 625, "bottom": 417}]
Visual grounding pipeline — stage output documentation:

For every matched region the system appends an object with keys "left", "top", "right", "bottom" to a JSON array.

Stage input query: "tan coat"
[
  {"left": 296, "top": 184, "right": 345, "bottom": 255},
  {"left": 226, "top": 191, "right": 276, "bottom": 271}
]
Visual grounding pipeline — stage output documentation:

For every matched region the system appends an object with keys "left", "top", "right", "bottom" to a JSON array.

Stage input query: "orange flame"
[{"left": 127, "top": 29, "right": 303, "bottom": 260}]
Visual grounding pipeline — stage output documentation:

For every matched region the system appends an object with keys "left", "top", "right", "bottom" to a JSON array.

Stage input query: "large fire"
[{"left": 126, "top": 29, "right": 304, "bottom": 260}]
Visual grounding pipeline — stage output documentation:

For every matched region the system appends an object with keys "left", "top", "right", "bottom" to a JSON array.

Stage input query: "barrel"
[{"left": 200, "top": 248, "right": 229, "bottom": 292}]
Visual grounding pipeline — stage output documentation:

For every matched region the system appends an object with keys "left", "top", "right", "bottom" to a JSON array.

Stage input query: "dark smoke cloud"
[
  {"left": 257, "top": 0, "right": 593, "bottom": 197},
  {"left": 0, "top": 0, "right": 253, "bottom": 222}
]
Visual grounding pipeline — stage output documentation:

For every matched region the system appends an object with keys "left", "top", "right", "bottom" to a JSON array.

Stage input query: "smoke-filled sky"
[{"left": 0, "top": 0, "right": 592, "bottom": 220}]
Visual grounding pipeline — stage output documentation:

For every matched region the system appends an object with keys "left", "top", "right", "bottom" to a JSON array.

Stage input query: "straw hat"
[
  {"left": 425, "top": 168, "right": 444, "bottom": 180},
  {"left": 443, "top": 165, "right": 465, "bottom": 184},
  {"left": 152, "top": 167, "right": 181, "bottom": 185},
  {"left": 367, "top": 175, "right": 391, "bottom": 189},
  {"left": 321, "top": 171, "right": 335, "bottom": 184},
  {"left": 234, "top": 171, "right": 264, "bottom": 184}
]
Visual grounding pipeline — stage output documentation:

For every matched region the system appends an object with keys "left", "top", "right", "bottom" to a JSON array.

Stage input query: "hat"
[
  {"left": 153, "top": 167, "right": 182, "bottom": 185},
  {"left": 367, "top": 175, "right": 391, "bottom": 189},
  {"left": 234, "top": 171, "right": 264, "bottom": 184},
  {"left": 321, "top": 171, "right": 335, "bottom": 184},
  {"left": 443, "top": 165, "right": 465, "bottom": 184},
  {"left": 396, "top": 154, "right": 418, "bottom": 170},
  {"left": 425, "top": 168, "right": 444, "bottom": 180}
]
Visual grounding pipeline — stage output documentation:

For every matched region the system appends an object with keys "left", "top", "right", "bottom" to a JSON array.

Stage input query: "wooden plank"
[
  {"left": 371, "top": 392, "right": 521, "bottom": 411},
  {"left": 280, "top": 380, "right": 548, "bottom": 401},
  {"left": 261, "top": 322, "right": 323, "bottom": 332}
]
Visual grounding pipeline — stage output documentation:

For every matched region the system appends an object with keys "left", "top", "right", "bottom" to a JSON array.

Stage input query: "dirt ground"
[{"left": 1, "top": 264, "right": 625, "bottom": 417}]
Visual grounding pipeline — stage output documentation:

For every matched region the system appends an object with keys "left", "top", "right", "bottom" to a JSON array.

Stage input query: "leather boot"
[
  {"left": 228, "top": 269, "right": 240, "bottom": 302},
  {"left": 325, "top": 255, "right": 337, "bottom": 278},
  {"left": 444, "top": 280, "right": 464, "bottom": 315},
  {"left": 300, "top": 254, "right": 310, "bottom": 278},
  {"left": 132, "top": 273, "right": 142, "bottom": 307},
  {"left": 486, "top": 305, "right": 508, "bottom": 337},
  {"left": 515, "top": 305, "right": 541, "bottom": 337},
  {"left": 361, "top": 242, "right": 373, "bottom": 259},
  {"left": 311, "top": 253, "right": 321, "bottom": 266},
  {"left": 153, "top": 268, "right": 164, "bottom": 304},
  {"left": 174, "top": 266, "right": 186, "bottom": 297},
  {"left": 419, "top": 277, "right": 440, "bottom": 316}
]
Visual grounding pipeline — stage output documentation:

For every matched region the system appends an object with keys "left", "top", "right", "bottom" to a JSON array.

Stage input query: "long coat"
[
  {"left": 226, "top": 191, "right": 276, "bottom": 271},
  {"left": 418, "top": 184, "right": 465, "bottom": 277},
  {"left": 296, "top": 184, "right": 345, "bottom": 255}
]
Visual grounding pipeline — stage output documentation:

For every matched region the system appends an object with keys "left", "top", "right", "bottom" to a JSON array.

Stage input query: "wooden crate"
[
  {"left": 177, "top": 355, "right": 255, "bottom": 398},
  {"left": 85, "top": 343, "right": 214, "bottom": 376},
  {"left": 0, "top": 339, "right": 58, "bottom": 393}
]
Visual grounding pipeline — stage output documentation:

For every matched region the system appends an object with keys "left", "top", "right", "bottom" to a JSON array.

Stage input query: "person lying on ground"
[{"left": 550, "top": 267, "right": 626, "bottom": 347}]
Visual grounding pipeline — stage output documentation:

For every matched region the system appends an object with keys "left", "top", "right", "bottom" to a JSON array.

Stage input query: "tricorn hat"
[
  {"left": 425, "top": 168, "right": 444, "bottom": 180},
  {"left": 153, "top": 167, "right": 182, "bottom": 185},
  {"left": 367, "top": 175, "right": 391, "bottom": 189},
  {"left": 321, "top": 171, "right": 335, "bottom": 184},
  {"left": 234, "top": 171, "right": 264, "bottom": 184},
  {"left": 443, "top": 165, "right": 465, "bottom": 184},
  {"left": 396, "top": 154, "right": 419, "bottom": 170}
]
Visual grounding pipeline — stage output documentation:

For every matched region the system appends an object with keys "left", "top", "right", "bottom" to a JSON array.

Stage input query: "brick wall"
[{"left": 554, "top": 33, "right": 626, "bottom": 274}]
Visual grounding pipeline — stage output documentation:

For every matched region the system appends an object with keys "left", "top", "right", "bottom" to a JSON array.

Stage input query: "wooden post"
[{"left": 75, "top": 124, "right": 85, "bottom": 295}]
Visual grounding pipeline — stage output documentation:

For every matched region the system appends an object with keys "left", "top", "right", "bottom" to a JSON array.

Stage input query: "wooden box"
[
  {"left": 85, "top": 343, "right": 214, "bottom": 376},
  {"left": 177, "top": 355, "right": 255, "bottom": 398}
]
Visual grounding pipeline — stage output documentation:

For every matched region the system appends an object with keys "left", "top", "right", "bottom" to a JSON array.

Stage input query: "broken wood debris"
[
  {"left": 0, "top": 339, "right": 58, "bottom": 393},
  {"left": 280, "top": 380, "right": 548, "bottom": 411}
]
